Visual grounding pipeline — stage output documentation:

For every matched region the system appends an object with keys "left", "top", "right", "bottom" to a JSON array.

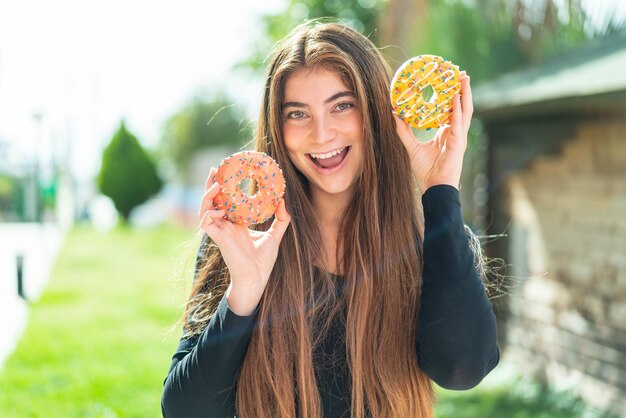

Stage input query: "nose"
[{"left": 311, "top": 114, "right": 336, "bottom": 145}]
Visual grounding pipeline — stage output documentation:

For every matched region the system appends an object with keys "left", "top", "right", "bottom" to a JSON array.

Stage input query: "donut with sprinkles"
[
  {"left": 390, "top": 55, "right": 461, "bottom": 130},
  {"left": 212, "top": 151, "right": 286, "bottom": 225}
]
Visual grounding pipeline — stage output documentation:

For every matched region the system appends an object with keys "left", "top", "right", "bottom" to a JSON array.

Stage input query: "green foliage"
[
  {"left": 435, "top": 378, "right": 616, "bottom": 418},
  {"left": 0, "top": 224, "right": 192, "bottom": 417},
  {"left": 97, "top": 121, "right": 163, "bottom": 222},
  {"left": 0, "top": 174, "right": 15, "bottom": 210},
  {"left": 241, "top": 0, "right": 626, "bottom": 81},
  {"left": 241, "top": 0, "right": 384, "bottom": 71},
  {"left": 405, "top": 0, "right": 625, "bottom": 83},
  {"left": 0, "top": 173, "right": 25, "bottom": 220},
  {"left": 160, "top": 95, "right": 248, "bottom": 175},
  {"left": 0, "top": 174, "right": 12, "bottom": 196}
]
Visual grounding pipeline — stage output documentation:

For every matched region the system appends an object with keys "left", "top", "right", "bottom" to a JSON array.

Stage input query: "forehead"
[{"left": 283, "top": 66, "right": 352, "bottom": 102}]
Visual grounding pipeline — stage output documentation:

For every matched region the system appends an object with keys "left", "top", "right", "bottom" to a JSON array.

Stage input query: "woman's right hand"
[{"left": 198, "top": 167, "right": 291, "bottom": 312}]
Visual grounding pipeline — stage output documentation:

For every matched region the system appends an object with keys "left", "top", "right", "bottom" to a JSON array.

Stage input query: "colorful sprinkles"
[
  {"left": 212, "top": 151, "right": 286, "bottom": 225},
  {"left": 390, "top": 54, "right": 462, "bottom": 130}
]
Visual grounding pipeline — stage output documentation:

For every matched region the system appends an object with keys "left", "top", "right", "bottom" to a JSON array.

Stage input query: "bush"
[
  {"left": 160, "top": 95, "right": 248, "bottom": 180},
  {"left": 97, "top": 121, "right": 163, "bottom": 222}
]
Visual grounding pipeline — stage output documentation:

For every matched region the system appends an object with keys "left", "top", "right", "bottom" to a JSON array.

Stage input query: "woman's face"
[{"left": 281, "top": 66, "right": 364, "bottom": 201}]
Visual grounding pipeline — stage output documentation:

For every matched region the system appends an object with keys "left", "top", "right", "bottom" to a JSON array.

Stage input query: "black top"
[{"left": 161, "top": 185, "right": 500, "bottom": 418}]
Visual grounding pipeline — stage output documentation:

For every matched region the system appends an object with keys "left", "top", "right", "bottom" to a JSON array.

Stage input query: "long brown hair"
[{"left": 184, "top": 21, "right": 435, "bottom": 418}]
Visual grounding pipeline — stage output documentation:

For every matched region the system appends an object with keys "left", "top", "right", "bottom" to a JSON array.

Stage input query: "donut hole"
[
  {"left": 413, "top": 126, "right": 438, "bottom": 143},
  {"left": 421, "top": 85, "right": 436, "bottom": 103},
  {"left": 238, "top": 177, "right": 259, "bottom": 196}
]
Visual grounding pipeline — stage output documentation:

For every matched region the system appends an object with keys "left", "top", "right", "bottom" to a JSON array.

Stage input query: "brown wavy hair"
[{"left": 183, "top": 21, "right": 435, "bottom": 418}]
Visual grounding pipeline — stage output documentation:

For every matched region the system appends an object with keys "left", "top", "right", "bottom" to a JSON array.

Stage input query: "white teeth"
[{"left": 310, "top": 147, "right": 347, "bottom": 160}]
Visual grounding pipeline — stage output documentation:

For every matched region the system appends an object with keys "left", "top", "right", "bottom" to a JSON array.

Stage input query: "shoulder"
[{"left": 182, "top": 291, "right": 213, "bottom": 338}]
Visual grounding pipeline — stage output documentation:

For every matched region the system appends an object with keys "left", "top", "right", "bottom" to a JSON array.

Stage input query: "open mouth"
[{"left": 307, "top": 146, "right": 350, "bottom": 169}]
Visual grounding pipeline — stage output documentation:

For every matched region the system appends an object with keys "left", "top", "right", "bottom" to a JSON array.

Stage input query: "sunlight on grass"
[
  {"left": 0, "top": 224, "right": 199, "bottom": 418},
  {"left": 0, "top": 224, "right": 613, "bottom": 417}
]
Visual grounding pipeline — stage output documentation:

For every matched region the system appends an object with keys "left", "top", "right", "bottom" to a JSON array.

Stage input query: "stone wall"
[{"left": 502, "top": 117, "right": 626, "bottom": 416}]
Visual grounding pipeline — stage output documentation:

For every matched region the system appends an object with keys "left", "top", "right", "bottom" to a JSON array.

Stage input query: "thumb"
[
  {"left": 267, "top": 199, "right": 291, "bottom": 244},
  {"left": 394, "top": 114, "right": 418, "bottom": 152}
]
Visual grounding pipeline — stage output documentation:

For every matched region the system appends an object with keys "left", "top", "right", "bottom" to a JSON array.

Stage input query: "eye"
[
  {"left": 286, "top": 110, "right": 307, "bottom": 120},
  {"left": 335, "top": 102, "right": 355, "bottom": 112}
]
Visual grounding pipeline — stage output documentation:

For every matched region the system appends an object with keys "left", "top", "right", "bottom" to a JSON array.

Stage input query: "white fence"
[{"left": 0, "top": 223, "right": 63, "bottom": 369}]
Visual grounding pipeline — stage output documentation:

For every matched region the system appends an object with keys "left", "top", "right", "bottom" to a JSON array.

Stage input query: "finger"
[
  {"left": 249, "top": 229, "right": 264, "bottom": 239},
  {"left": 198, "top": 182, "right": 221, "bottom": 218},
  {"left": 436, "top": 125, "right": 451, "bottom": 151},
  {"left": 393, "top": 114, "right": 418, "bottom": 151},
  {"left": 204, "top": 167, "right": 219, "bottom": 194},
  {"left": 460, "top": 75, "right": 473, "bottom": 131},
  {"left": 200, "top": 209, "right": 226, "bottom": 229},
  {"left": 205, "top": 167, "right": 217, "bottom": 191},
  {"left": 446, "top": 94, "right": 466, "bottom": 153},
  {"left": 267, "top": 199, "right": 291, "bottom": 244},
  {"left": 432, "top": 125, "right": 443, "bottom": 150},
  {"left": 450, "top": 93, "right": 463, "bottom": 136}
]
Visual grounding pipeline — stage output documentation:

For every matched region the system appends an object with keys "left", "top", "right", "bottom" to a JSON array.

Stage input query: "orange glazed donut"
[
  {"left": 212, "top": 151, "right": 286, "bottom": 225},
  {"left": 390, "top": 55, "right": 461, "bottom": 130}
]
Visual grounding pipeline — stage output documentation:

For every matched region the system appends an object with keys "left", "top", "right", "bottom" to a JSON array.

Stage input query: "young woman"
[{"left": 162, "top": 21, "right": 500, "bottom": 418}]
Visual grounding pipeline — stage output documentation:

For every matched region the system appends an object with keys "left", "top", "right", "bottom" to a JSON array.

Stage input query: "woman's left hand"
[{"left": 394, "top": 72, "right": 473, "bottom": 193}]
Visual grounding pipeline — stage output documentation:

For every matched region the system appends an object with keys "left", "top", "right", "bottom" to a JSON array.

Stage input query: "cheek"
[
  {"left": 282, "top": 124, "right": 305, "bottom": 154},
  {"left": 281, "top": 126, "right": 304, "bottom": 170},
  {"left": 345, "top": 113, "right": 363, "bottom": 141}
]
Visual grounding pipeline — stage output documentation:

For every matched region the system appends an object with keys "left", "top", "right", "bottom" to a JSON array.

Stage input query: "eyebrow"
[{"left": 283, "top": 91, "right": 355, "bottom": 108}]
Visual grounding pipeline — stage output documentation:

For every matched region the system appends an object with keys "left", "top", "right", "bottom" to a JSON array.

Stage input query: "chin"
[{"left": 315, "top": 177, "right": 357, "bottom": 196}]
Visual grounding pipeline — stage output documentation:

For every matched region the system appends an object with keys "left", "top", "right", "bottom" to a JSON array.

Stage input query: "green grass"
[
  {"left": 436, "top": 382, "right": 589, "bottom": 418},
  {"left": 0, "top": 224, "right": 614, "bottom": 417},
  {"left": 0, "top": 224, "right": 198, "bottom": 418}
]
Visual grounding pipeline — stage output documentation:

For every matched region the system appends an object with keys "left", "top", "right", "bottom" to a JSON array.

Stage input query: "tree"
[
  {"left": 97, "top": 121, "right": 163, "bottom": 223},
  {"left": 0, "top": 174, "right": 21, "bottom": 221},
  {"left": 241, "top": 0, "right": 385, "bottom": 72},
  {"left": 160, "top": 94, "right": 249, "bottom": 183},
  {"left": 380, "top": 0, "right": 626, "bottom": 83}
]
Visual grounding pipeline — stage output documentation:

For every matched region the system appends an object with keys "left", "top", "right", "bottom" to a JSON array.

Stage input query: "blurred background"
[{"left": 1, "top": 0, "right": 625, "bottom": 417}]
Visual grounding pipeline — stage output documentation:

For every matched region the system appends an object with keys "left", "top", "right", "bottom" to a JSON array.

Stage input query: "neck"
[
  {"left": 311, "top": 188, "right": 353, "bottom": 229},
  {"left": 311, "top": 187, "right": 354, "bottom": 276}
]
